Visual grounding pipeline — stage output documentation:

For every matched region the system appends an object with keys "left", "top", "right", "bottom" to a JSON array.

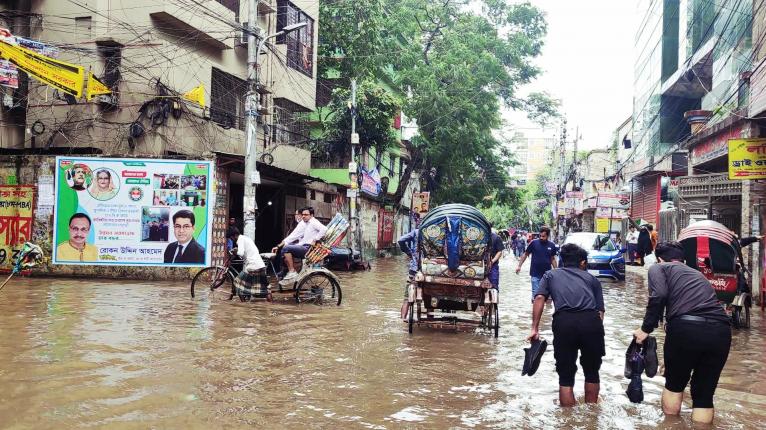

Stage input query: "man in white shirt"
[
  {"left": 272, "top": 207, "right": 327, "bottom": 280},
  {"left": 626, "top": 225, "right": 639, "bottom": 265},
  {"left": 227, "top": 227, "right": 268, "bottom": 298}
]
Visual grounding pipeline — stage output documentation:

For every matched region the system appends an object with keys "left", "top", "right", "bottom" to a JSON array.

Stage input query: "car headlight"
[{"left": 587, "top": 258, "right": 598, "bottom": 264}]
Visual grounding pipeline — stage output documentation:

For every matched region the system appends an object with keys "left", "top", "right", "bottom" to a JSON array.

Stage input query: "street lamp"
[{"left": 242, "top": 19, "right": 308, "bottom": 240}]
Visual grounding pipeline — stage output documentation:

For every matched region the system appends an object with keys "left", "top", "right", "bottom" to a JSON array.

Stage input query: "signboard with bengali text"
[
  {"left": 0, "top": 186, "right": 34, "bottom": 269},
  {"left": 53, "top": 157, "right": 213, "bottom": 266},
  {"left": 728, "top": 138, "right": 766, "bottom": 180}
]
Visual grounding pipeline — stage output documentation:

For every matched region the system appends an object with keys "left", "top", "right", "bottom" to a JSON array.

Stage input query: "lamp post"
[{"left": 243, "top": 15, "right": 307, "bottom": 240}]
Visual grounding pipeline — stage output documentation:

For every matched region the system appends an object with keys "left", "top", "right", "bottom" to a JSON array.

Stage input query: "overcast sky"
[{"left": 504, "top": 0, "right": 639, "bottom": 150}]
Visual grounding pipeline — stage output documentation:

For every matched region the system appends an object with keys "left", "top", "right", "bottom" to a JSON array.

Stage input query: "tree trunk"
[{"left": 392, "top": 140, "right": 421, "bottom": 206}]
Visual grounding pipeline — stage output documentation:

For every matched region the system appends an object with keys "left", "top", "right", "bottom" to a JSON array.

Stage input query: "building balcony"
[
  {"left": 148, "top": 1, "right": 235, "bottom": 50},
  {"left": 661, "top": 36, "right": 717, "bottom": 98}
]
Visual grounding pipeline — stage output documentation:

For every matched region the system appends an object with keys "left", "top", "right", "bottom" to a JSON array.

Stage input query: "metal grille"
[
  {"left": 210, "top": 68, "right": 246, "bottom": 131},
  {"left": 272, "top": 99, "right": 309, "bottom": 145},
  {"left": 277, "top": 0, "right": 314, "bottom": 76}
]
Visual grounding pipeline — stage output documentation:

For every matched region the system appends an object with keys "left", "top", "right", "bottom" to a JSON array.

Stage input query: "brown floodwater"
[{"left": 0, "top": 256, "right": 764, "bottom": 429}]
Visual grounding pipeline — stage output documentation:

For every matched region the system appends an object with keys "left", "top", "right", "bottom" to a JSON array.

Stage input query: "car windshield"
[{"left": 564, "top": 234, "right": 616, "bottom": 252}]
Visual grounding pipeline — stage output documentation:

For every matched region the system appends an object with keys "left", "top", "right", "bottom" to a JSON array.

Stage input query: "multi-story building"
[
  {"left": 630, "top": 0, "right": 766, "bottom": 295},
  {"left": 506, "top": 128, "right": 556, "bottom": 186},
  {"left": 0, "top": 0, "right": 326, "bottom": 274}
]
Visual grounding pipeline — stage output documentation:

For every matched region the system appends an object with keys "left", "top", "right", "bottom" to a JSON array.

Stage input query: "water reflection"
[{"left": 0, "top": 256, "right": 763, "bottom": 428}]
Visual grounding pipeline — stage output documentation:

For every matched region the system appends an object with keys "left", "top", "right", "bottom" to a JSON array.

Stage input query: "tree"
[
  {"left": 317, "top": 0, "right": 558, "bottom": 206},
  {"left": 312, "top": 81, "right": 401, "bottom": 167}
]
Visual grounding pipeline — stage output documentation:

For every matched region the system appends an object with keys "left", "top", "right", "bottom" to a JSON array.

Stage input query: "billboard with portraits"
[{"left": 52, "top": 157, "right": 213, "bottom": 266}]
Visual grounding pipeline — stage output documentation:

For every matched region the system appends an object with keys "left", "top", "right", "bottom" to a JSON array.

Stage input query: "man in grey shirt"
[
  {"left": 528, "top": 243, "right": 605, "bottom": 407},
  {"left": 633, "top": 241, "right": 730, "bottom": 424}
]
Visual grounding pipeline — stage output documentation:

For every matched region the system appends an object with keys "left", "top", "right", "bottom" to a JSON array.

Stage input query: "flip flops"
[{"left": 522, "top": 338, "right": 548, "bottom": 376}]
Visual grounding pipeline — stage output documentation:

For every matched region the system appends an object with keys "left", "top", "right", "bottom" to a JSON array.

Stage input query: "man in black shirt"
[
  {"left": 633, "top": 241, "right": 730, "bottom": 424},
  {"left": 528, "top": 243, "right": 605, "bottom": 407},
  {"left": 488, "top": 230, "right": 504, "bottom": 289}
]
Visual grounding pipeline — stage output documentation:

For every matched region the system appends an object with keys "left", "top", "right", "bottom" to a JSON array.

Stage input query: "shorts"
[
  {"left": 552, "top": 311, "right": 605, "bottom": 387},
  {"left": 488, "top": 265, "right": 500, "bottom": 289},
  {"left": 283, "top": 244, "right": 310, "bottom": 260},
  {"left": 664, "top": 319, "right": 731, "bottom": 408},
  {"left": 530, "top": 277, "right": 541, "bottom": 302}
]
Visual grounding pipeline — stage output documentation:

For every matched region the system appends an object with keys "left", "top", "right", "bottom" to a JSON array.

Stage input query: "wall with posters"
[
  {"left": 0, "top": 155, "right": 226, "bottom": 280},
  {"left": 52, "top": 157, "right": 213, "bottom": 267}
]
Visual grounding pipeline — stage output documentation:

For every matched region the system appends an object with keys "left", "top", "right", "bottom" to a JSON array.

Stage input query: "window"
[
  {"left": 216, "top": 0, "right": 239, "bottom": 17},
  {"left": 272, "top": 98, "right": 309, "bottom": 145},
  {"left": 75, "top": 17, "right": 92, "bottom": 39},
  {"left": 210, "top": 68, "right": 246, "bottom": 131},
  {"left": 389, "top": 155, "right": 396, "bottom": 175},
  {"left": 277, "top": 0, "right": 314, "bottom": 76}
]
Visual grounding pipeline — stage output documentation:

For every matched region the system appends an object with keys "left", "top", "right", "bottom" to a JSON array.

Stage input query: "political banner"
[
  {"left": 595, "top": 207, "right": 628, "bottom": 219},
  {"left": 728, "top": 138, "right": 766, "bottom": 180},
  {"left": 0, "top": 186, "right": 34, "bottom": 269},
  {"left": 0, "top": 59, "right": 18, "bottom": 88},
  {"left": 53, "top": 157, "right": 213, "bottom": 266},
  {"left": 411, "top": 191, "right": 430, "bottom": 216},
  {"left": 0, "top": 39, "right": 84, "bottom": 98}
]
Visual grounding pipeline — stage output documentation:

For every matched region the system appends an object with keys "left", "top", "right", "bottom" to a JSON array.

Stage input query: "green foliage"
[
  {"left": 317, "top": 0, "right": 558, "bottom": 204},
  {"left": 312, "top": 81, "right": 401, "bottom": 164}
]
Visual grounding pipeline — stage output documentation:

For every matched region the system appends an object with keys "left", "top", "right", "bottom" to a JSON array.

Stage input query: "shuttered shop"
[{"left": 631, "top": 174, "right": 660, "bottom": 225}]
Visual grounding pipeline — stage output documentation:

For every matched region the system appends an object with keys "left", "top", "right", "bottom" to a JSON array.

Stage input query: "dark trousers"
[
  {"left": 552, "top": 311, "right": 605, "bottom": 387},
  {"left": 664, "top": 319, "right": 731, "bottom": 408}
]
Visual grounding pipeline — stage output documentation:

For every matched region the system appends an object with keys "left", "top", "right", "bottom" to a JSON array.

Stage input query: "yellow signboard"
[
  {"left": 0, "top": 40, "right": 84, "bottom": 98},
  {"left": 728, "top": 138, "right": 766, "bottom": 180},
  {"left": 595, "top": 218, "right": 610, "bottom": 233},
  {"left": 0, "top": 186, "right": 34, "bottom": 269},
  {"left": 86, "top": 72, "right": 111, "bottom": 100}
]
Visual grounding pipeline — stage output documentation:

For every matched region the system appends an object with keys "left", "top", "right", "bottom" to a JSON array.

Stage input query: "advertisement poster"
[
  {"left": 595, "top": 207, "right": 628, "bottom": 219},
  {"left": 728, "top": 138, "right": 766, "bottom": 180},
  {"left": 0, "top": 186, "right": 34, "bottom": 269},
  {"left": 360, "top": 166, "right": 382, "bottom": 196},
  {"left": 565, "top": 191, "right": 584, "bottom": 215},
  {"left": 53, "top": 157, "right": 213, "bottom": 267}
]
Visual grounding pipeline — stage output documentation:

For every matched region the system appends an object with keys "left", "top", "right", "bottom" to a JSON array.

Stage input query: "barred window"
[
  {"left": 277, "top": 0, "right": 314, "bottom": 77},
  {"left": 210, "top": 68, "right": 246, "bottom": 131},
  {"left": 272, "top": 99, "right": 309, "bottom": 145},
  {"left": 215, "top": 0, "right": 239, "bottom": 15}
]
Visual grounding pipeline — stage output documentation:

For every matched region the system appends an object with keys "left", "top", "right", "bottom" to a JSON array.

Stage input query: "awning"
[{"left": 214, "top": 151, "right": 324, "bottom": 187}]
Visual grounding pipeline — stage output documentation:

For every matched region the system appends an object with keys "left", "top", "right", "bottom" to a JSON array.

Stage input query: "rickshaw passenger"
[
  {"left": 272, "top": 207, "right": 327, "bottom": 280},
  {"left": 633, "top": 241, "right": 731, "bottom": 425}
]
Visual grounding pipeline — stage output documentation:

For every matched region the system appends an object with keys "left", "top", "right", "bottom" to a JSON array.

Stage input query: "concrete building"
[
  {"left": 506, "top": 127, "right": 556, "bottom": 186},
  {"left": 0, "top": 0, "right": 330, "bottom": 276}
]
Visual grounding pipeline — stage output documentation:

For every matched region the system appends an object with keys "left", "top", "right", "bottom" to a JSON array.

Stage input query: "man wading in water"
[
  {"left": 633, "top": 241, "right": 731, "bottom": 424},
  {"left": 527, "top": 243, "right": 605, "bottom": 407}
]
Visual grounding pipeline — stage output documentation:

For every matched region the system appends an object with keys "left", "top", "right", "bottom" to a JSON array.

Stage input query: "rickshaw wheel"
[
  {"left": 486, "top": 303, "right": 499, "bottom": 338},
  {"left": 733, "top": 304, "right": 751, "bottom": 329},
  {"left": 191, "top": 266, "right": 234, "bottom": 301},
  {"left": 408, "top": 301, "right": 415, "bottom": 334},
  {"left": 296, "top": 272, "right": 342, "bottom": 306}
]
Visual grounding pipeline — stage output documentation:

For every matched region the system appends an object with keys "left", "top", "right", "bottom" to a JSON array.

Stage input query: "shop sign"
[
  {"left": 0, "top": 185, "right": 34, "bottom": 269},
  {"left": 360, "top": 166, "right": 381, "bottom": 197},
  {"left": 728, "top": 138, "right": 766, "bottom": 180},
  {"left": 53, "top": 157, "right": 213, "bottom": 266},
  {"left": 565, "top": 191, "right": 584, "bottom": 215},
  {"left": 596, "top": 192, "right": 630, "bottom": 209},
  {"left": 595, "top": 207, "right": 627, "bottom": 219},
  {"left": 595, "top": 218, "right": 610, "bottom": 233},
  {"left": 692, "top": 126, "right": 742, "bottom": 166}
]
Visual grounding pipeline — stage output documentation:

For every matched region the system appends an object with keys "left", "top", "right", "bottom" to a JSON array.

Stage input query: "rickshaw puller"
[{"left": 227, "top": 228, "right": 268, "bottom": 297}]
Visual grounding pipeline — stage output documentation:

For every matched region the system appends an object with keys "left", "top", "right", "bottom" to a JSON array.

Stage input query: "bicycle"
[{"left": 190, "top": 250, "right": 342, "bottom": 306}]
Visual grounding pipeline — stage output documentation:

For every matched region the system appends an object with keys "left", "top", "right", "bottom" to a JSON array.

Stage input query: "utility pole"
[
  {"left": 557, "top": 118, "right": 567, "bottom": 240},
  {"left": 572, "top": 125, "right": 579, "bottom": 190},
  {"left": 243, "top": 0, "right": 261, "bottom": 240},
  {"left": 349, "top": 79, "right": 361, "bottom": 259}
]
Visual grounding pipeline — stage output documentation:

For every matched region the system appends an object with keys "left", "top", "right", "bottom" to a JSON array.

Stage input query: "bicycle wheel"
[
  {"left": 295, "top": 272, "right": 342, "bottom": 306},
  {"left": 408, "top": 301, "right": 415, "bottom": 334},
  {"left": 489, "top": 303, "right": 499, "bottom": 338},
  {"left": 191, "top": 266, "right": 234, "bottom": 301}
]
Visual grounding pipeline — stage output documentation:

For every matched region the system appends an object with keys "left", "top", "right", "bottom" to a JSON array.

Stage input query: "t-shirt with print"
[{"left": 525, "top": 238, "right": 557, "bottom": 278}]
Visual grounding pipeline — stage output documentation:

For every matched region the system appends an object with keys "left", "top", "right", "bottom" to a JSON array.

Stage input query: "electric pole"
[
  {"left": 243, "top": 0, "right": 261, "bottom": 240},
  {"left": 349, "top": 79, "right": 362, "bottom": 259}
]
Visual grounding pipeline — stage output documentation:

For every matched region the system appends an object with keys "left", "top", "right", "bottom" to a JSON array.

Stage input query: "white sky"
[{"left": 504, "top": 0, "right": 639, "bottom": 150}]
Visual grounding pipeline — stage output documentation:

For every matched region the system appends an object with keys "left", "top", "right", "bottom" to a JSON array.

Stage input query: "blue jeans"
[{"left": 531, "top": 276, "right": 542, "bottom": 302}]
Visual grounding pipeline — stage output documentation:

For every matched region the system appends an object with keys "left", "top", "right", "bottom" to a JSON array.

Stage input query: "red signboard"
[
  {"left": 377, "top": 209, "right": 394, "bottom": 249},
  {"left": 691, "top": 125, "right": 742, "bottom": 165}
]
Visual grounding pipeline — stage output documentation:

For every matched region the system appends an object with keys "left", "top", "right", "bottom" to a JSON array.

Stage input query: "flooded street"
[{"left": 1, "top": 256, "right": 765, "bottom": 429}]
